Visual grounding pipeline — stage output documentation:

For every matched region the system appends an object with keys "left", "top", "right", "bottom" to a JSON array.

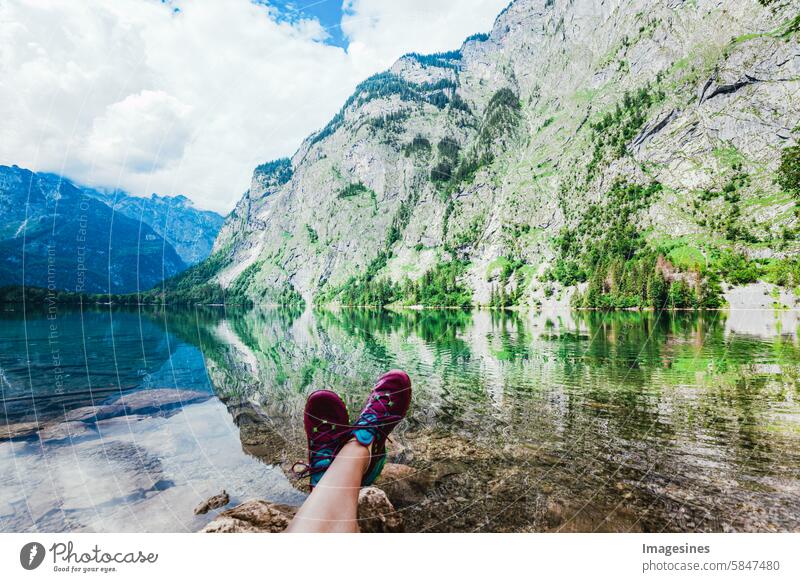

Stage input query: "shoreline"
[{"left": 5, "top": 280, "right": 799, "bottom": 312}]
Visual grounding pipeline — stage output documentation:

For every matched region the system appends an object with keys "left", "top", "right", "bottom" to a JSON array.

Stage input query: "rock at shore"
[
  {"left": 200, "top": 500, "right": 296, "bottom": 533},
  {"left": 194, "top": 490, "right": 231, "bottom": 515},
  {"left": 200, "top": 487, "right": 402, "bottom": 533},
  {"left": 356, "top": 487, "right": 404, "bottom": 533},
  {"left": 374, "top": 463, "right": 432, "bottom": 508}
]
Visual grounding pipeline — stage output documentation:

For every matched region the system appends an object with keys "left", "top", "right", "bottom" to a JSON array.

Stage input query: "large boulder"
[{"left": 37, "top": 421, "right": 95, "bottom": 442}]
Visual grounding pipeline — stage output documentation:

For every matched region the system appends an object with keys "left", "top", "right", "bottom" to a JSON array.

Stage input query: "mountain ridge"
[
  {"left": 0, "top": 164, "right": 223, "bottom": 294},
  {"left": 81, "top": 186, "right": 225, "bottom": 266},
  {"left": 0, "top": 165, "right": 184, "bottom": 293},
  {"left": 197, "top": 0, "right": 800, "bottom": 309}
]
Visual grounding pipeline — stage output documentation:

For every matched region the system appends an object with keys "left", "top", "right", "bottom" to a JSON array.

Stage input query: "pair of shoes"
[{"left": 295, "top": 370, "right": 412, "bottom": 489}]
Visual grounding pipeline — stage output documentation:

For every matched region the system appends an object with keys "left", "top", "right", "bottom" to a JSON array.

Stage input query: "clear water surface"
[{"left": 1, "top": 305, "right": 798, "bottom": 532}]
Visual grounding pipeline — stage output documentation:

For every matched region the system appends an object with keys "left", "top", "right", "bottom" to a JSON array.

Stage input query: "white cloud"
[
  {"left": 342, "top": 0, "right": 506, "bottom": 71},
  {"left": 0, "top": 0, "right": 508, "bottom": 213},
  {"left": 84, "top": 90, "right": 192, "bottom": 173}
]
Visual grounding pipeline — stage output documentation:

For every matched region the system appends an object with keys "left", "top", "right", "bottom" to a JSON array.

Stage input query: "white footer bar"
[{"left": 1, "top": 533, "right": 797, "bottom": 581}]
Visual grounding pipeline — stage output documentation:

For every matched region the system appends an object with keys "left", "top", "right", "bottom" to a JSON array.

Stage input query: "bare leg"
[{"left": 285, "top": 440, "right": 368, "bottom": 533}]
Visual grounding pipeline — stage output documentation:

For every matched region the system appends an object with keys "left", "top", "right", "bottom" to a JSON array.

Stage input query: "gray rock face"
[{"left": 210, "top": 0, "right": 800, "bottom": 305}]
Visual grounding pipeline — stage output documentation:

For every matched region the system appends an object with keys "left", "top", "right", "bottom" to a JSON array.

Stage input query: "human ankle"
[{"left": 341, "top": 438, "right": 371, "bottom": 474}]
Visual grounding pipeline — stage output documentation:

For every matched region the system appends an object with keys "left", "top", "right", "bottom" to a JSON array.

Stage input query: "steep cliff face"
[{"left": 212, "top": 0, "right": 800, "bottom": 307}]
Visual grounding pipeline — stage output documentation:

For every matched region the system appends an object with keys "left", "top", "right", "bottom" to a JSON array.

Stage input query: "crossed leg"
[{"left": 285, "top": 440, "right": 369, "bottom": 533}]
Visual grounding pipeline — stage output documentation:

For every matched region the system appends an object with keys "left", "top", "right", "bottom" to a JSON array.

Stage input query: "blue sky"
[{"left": 268, "top": 0, "right": 349, "bottom": 47}]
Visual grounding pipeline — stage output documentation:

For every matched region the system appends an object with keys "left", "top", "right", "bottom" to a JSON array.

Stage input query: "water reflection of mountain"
[
  {"left": 169, "top": 306, "right": 800, "bottom": 532},
  {"left": 10, "top": 305, "right": 790, "bottom": 532},
  {"left": 175, "top": 307, "right": 800, "bottom": 426}
]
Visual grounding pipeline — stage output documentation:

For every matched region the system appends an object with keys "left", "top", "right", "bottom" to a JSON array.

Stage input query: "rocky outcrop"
[
  {"left": 699, "top": 75, "right": 761, "bottom": 104},
  {"left": 631, "top": 108, "right": 678, "bottom": 152}
]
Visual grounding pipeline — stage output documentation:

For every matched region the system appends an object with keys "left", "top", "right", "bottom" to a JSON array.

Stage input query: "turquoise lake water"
[{"left": 1, "top": 305, "right": 799, "bottom": 532}]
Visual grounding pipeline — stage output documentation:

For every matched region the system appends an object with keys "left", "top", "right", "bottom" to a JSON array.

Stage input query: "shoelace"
[
  {"left": 291, "top": 421, "right": 353, "bottom": 478},
  {"left": 355, "top": 392, "right": 405, "bottom": 438}
]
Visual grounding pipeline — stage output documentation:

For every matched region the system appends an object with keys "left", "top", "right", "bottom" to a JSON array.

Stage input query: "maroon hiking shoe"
[
  {"left": 352, "top": 370, "right": 412, "bottom": 486},
  {"left": 295, "top": 390, "right": 351, "bottom": 489}
]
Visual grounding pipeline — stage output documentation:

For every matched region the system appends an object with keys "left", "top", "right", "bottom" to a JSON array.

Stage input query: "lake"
[{"left": 1, "top": 304, "right": 799, "bottom": 532}]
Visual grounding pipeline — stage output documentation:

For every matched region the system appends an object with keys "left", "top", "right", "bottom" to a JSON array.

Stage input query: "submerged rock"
[
  {"left": 1, "top": 389, "right": 210, "bottom": 444},
  {"left": 194, "top": 490, "right": 231, "bottom": 515},
  {"left": 0, "top": 421, "right": 40, "bottom": 441},
  {"left": 230, "top": 402, "right": 294, "bottom": 465},
  {"left": 84, "top": 440, "right": 173, "bottom": 500},
  {"left": 62, "top": 404, "right": 123, "bottom": 423},
  {"left": 37, "top": 421, "right": 95, "bottom": 442},
  {"left": 200, "top": 486, "right": 401, "bottom": 533}
]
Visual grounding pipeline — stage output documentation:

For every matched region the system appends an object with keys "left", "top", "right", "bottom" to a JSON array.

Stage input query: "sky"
[{"left": 0, "top": 0, "right": 509, "bottom": 213}]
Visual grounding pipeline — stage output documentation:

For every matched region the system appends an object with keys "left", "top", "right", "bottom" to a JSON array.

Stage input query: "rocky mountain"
[
  {"left": 0, "top": 165, "right": 186, "bottom": 294},
  {"left": 82, "top": 188, "right": 224, "bottom": 266},
  {"left": 201, "top": 0, "right": 800, "bottom": 309}
]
